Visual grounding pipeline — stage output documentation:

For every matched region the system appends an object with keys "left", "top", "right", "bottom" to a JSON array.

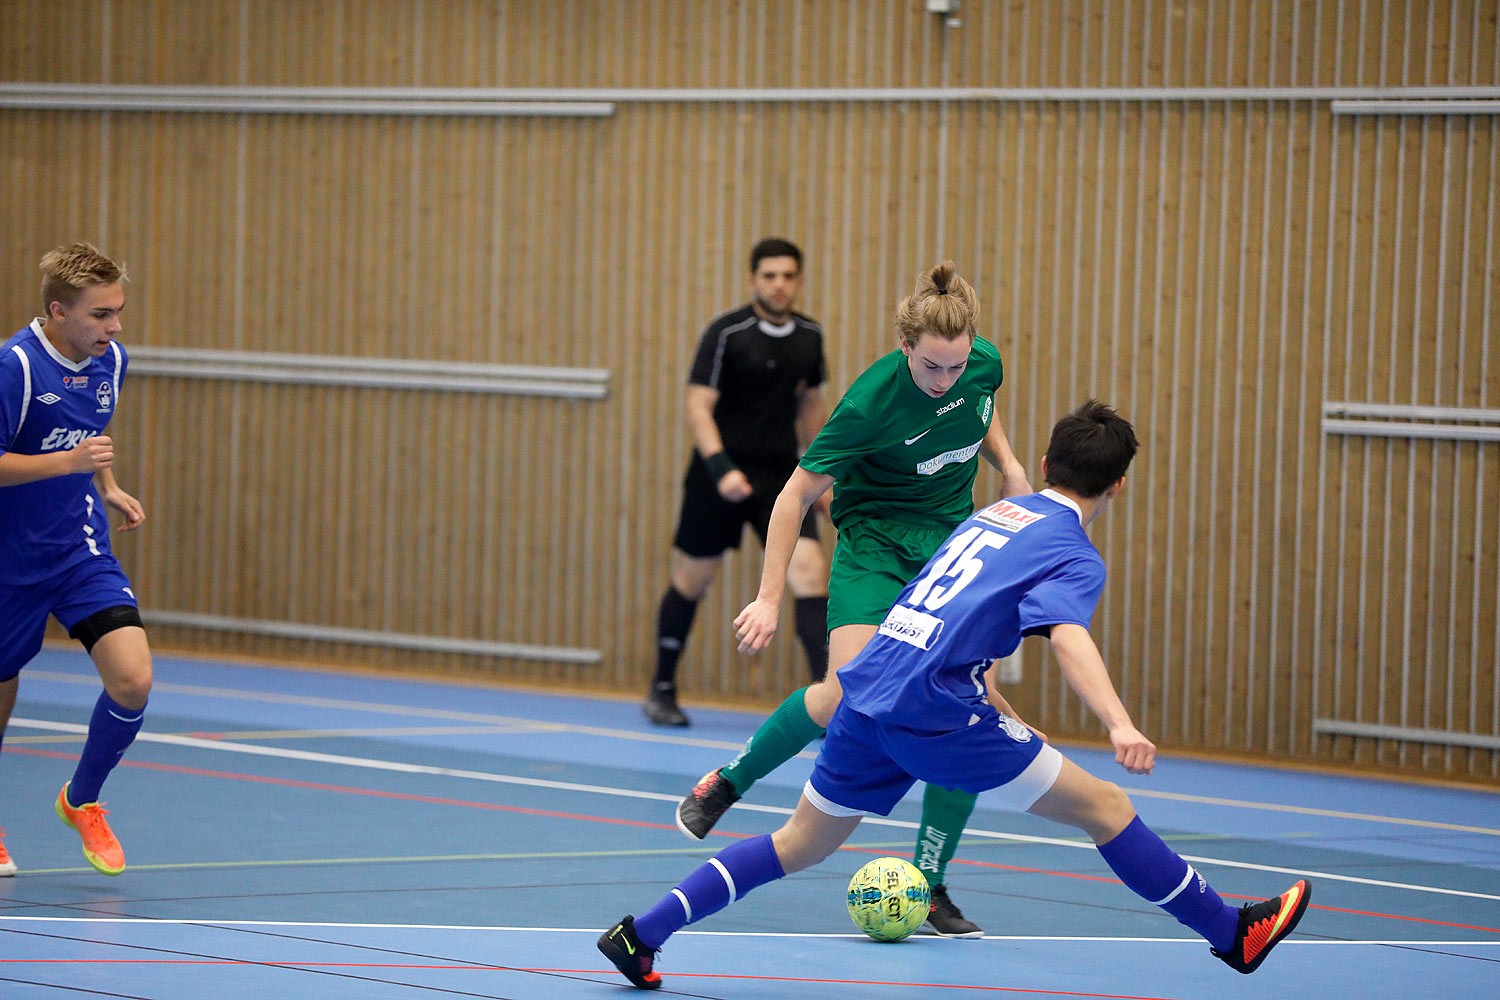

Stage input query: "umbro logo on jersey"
[
  {"left": 36, "top": 392, "right": 61, "bottom": 405},
  {"left": 904, "top": 429, "right": 931, "bottom": 445}
]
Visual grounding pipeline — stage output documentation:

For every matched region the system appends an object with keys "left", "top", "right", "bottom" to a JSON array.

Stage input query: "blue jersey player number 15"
[{"left": 878, "top": 526, "right": 1009, "bottom": 654}]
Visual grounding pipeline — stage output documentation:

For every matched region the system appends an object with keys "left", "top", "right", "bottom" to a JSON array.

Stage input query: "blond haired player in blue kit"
[
  {"left": 600, "top": 402, "right": 1311, "bottom": 989},
  {"left": 674, "top": 260, "right": 1033, "bottom": 936},
  {"left": 0, "top": 243, "right": 154, "bottom": 877}
]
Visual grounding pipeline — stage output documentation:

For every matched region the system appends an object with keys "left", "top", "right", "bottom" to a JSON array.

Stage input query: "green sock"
[
  {"left": 720, "top": 686, "right": 825, "bottom": 795},
  {"left": 913, "top": 783, "right": 979, "bottom": 887}
]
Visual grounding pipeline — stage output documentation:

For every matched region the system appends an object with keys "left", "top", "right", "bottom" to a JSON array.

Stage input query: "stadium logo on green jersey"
[{"left": 934, "top": 396, "right": 966, "bottom": 416}]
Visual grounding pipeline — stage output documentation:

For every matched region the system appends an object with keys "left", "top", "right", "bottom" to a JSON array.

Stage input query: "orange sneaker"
[
  {"left": 0, "top": 827, "right": 16, "bottom": 876},
  {"left": 55, "top": 784, "right": 126, "bottom": 876},
  {"left": 1212, "top": 879, "right": 1312, "bottom": 974}
]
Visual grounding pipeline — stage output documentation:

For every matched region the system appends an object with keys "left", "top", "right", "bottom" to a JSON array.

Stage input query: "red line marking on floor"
[
  {"left": 0, "top": 959, "right": 1184, "bottom": 997},
  {"left": 839, "top": 844, "right": 1500, "bottom": 934},
  {"left": 6, "top": 747, "right": 683, "bottom": 834},
  {"left": 9, "top": 746, "right": 1496, "bottom": 935},
  {"left": 1304, "top": 903, "right": 1500, "bottom": 934}
]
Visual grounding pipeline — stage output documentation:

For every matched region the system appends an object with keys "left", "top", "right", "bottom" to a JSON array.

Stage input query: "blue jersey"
[
  {"left": 838, "top": 490, "right": 1106, "bottom": 731},
  {"left": 0, "top": 320, "right": 127, "bottom": 585}
]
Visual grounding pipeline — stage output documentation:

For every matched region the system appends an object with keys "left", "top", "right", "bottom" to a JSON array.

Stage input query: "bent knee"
[
  {"left": 108, "top": 670, "right": 153, "bottom": 711},
  {"left": 785, "top": 543, "right": 828, "bottom": 596},
  {"left": 803, "top": 680, "right": 842, "bottom": 726},
  {"left": 1092, "top": 781, "right": 1137, "bottom": 839}
]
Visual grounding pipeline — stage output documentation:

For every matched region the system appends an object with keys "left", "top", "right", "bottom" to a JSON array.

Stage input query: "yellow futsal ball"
[{"left": 846, "top": 857, "right": 931, "bottom": 942}]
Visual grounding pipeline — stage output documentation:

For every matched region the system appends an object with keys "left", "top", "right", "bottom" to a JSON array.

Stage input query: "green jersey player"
[{"left": 675, "top": 261, "right": 1033, "bottom": 937}]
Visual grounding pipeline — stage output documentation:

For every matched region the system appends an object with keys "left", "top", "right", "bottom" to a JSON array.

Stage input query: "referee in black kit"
[{"left": 643, "top": 238, "right": 831, "bottom": 727}]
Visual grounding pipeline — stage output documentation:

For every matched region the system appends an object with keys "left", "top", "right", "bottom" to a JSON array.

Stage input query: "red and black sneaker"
[
  {"left": 675, "top": 768, "right": 740, "bottom": 840},
  {"left": 1212, "top": 879, "right": 1312, "bottom": 974},
  {"left": 598, "top": 915, "right": 661, "bottom": 990}
]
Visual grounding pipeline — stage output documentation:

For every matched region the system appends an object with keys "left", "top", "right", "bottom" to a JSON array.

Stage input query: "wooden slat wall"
[{"left": 1, "top": 1, "right": 1496, "bottom": 779}]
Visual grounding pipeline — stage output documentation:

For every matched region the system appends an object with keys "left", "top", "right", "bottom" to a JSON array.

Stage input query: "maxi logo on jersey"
[
  {"left": 878, "top": 604, "right": 946, "bottom": 649},
  {"left": 975, "top": 499, "right": 1046, "bottom": 533},
  {"left": 63, "top": 375, "right": 89, "bottom": 391}
]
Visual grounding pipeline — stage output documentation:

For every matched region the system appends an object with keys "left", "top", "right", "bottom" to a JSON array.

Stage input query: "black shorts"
[{"left": 672, "top": 457, "right": 819, "bottom": 558}]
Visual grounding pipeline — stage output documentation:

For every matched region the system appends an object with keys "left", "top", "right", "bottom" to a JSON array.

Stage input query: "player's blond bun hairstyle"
[
  {"left": 40, "top": 242, "right": 127, "bottom": 313},
  {"left": 893, "top": 260, "right": 978, "bottom": 347}
]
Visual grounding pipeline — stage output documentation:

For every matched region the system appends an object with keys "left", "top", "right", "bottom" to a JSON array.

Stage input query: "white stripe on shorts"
[
  {"left": 994, "top": 742, "right": 1065, "bottom": 811},
  {"left": 802, "top": 778, "right": 866, "bottom": 818}
]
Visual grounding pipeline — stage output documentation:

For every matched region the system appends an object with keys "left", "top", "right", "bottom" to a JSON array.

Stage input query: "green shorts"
[{"left": 826, "top": 517, "right": 959, "bottom": 631}]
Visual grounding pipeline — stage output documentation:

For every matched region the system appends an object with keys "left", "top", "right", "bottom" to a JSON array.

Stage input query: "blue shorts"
[
  {"left": 0, "top": 556, "right": 138, "bottom": 681},
  {"left": 805, "top": 701, "right": 1064, "bottom": 817}
]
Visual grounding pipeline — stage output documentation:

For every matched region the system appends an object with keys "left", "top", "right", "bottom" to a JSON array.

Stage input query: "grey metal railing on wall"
[
  {"left": 1319, "top": 401, "right": 1498, "bottom": 751},
  {"left": 138, "top": 610, "right": 603, "bottom": 666},
  {"left": 1322, "top": 402, "right": 1500, "bottom": 443},
  {"left": 4, "top": 82, "right": 1500, "bottom": 112},
  {"left": 127, "top": 347, "right": 611, "bottom": 399},
  {"left": 127, "top": 347, "right": 608, "bottom": 663}
]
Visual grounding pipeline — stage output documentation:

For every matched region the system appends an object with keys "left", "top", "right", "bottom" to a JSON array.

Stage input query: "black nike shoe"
[
  {"left": 925, "top": 884, "right": 983, "bottom": 938},
  {"left": 675, "top": 767, "right": 740, "bottom": 840},
  {"left": 1212, "top": 879, "right": 1312, "bottom": 974},
  {"left": 643, "top": 684, "right": 690, "bottom": 727},
  {"left": 598, "top": 915, "right": 661, "bottom": 990}
]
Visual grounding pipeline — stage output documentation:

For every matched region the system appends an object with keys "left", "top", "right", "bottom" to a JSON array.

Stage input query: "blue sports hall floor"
[{"left": 1, "top": 646, "right": 1497, "bottom": 998}]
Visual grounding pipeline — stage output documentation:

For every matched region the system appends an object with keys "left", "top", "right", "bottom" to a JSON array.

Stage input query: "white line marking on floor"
[
  {"left": 0, "top": 916, "right": 1496, "bottom": 946},
  {"left": 11, "top": 717, "right": 1500, "bottom": 902}
]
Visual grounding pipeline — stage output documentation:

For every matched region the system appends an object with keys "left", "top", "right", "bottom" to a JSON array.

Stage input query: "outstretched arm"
[
  {"left": 979, "top": 398, "right": 1031, "bottom": 498},
  {"left": 1049, "top": 623, "right": 1155, "bottom": 774},
  {"left": 795, "top": 385, "right": 832, "bottom": 519},
  {"left": 733, "top": 466, "right": 834, "bottom": 652}
]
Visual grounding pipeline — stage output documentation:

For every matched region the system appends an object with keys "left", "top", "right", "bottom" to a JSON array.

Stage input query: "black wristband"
[{"left": 703, "top": 451, "right": 739, "bottom": 481}]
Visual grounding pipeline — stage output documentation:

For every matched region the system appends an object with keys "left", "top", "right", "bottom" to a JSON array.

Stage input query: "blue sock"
[
  {"left": 67, "top": 692, "right": 145, "bottom": 806},
  {"left": 1096, "top": 815, "right": 1239, "bottom": 952},
  {"left": 632, "top": 833, "right": 786, "bottom": 950}
]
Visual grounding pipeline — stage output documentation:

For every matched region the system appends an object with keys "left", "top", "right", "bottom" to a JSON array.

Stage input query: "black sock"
[
  {"left": 793, "top": 596, "right": 829, "bottom": 683},
  {"left": 653, "top": 586, "right": 699, "bottom": 687}
]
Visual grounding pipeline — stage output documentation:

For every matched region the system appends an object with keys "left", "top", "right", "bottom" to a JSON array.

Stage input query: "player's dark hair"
[
  {"left": 1043, "top": 400, "right": 1138, "bottom": 498},
  {"left": 749, "top": 238, "right": 802, "bottom": 274}
]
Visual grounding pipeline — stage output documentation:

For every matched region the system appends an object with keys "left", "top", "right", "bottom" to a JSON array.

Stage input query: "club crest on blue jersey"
[
  {"left": 95, "top": 380, "right": 112, "bottom": 411},
  {"left": 997, "top": 713, "right": 1033, "bottom": 743}
]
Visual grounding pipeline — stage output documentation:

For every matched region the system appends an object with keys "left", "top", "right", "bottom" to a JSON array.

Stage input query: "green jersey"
[{"left": 800, "top": 337, "right": 1004, "bottom": 529}]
